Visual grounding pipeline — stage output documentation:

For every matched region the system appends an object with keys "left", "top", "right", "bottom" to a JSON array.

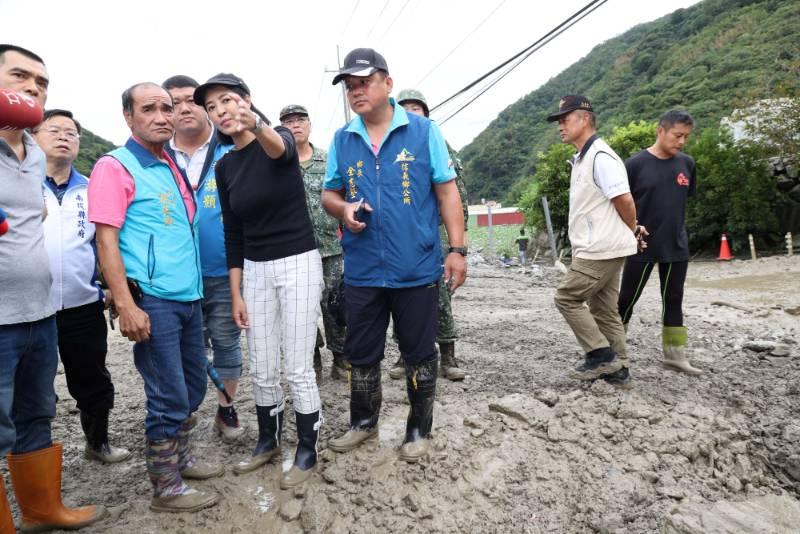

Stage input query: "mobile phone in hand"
[{"left": 354, "top": 198, "right": 365, "bottom": 221}]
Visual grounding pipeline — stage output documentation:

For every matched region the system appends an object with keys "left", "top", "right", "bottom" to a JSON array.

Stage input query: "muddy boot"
[
  {"left": 313, "top": 347, "right": 323, "bottom": 384},
  {"left": 330, "top": 351, "right": 349, "bottom": 381},
  {"left": 177, "top": 416, "right": 224, "bottom": 480},
  {"left": 233, "top": 401, "right": 284, "bottom": 474},
  {"left": 329, "top": 363, "right": 381, "bottom": 453},
  {"left": 7, "top": 442, "right": 108, "bottom": 530},
  {"left": 399, "top": 358, "right": 437, "bottom": 463},
  {"left": 281, "top": 411, "right": 321, "bottom": 489},
  {"left": 146, "top": 438, "right": 218, "bottom": 513},
  {"left": 662, "top": 326, "right": 702, "bottom": 376},
  {"left": 439, "top": 342, "right": 465, "bottom": 381},
  {"left": 601, "top": 366, "right": 633, "bottom": 389},
  {"left": 1, "top": 477, "right": 15, "bottom": 534},
  {"left": 388, "top": 355, "right": 405, "bottom": 380},
  {"left": 214, "top": 404, "right": 246, "bottom": 443},
  {"left": 80, "top": 410, "right": 132, "bottom": 464},
  {"left": 569, "top": 347, "right": 622, "bottom": 381}
]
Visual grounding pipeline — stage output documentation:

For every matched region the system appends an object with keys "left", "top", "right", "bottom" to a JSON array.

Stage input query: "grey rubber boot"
[
  {"left": 439, "top": 342, "right": 465, "bottom": 381},
  {"left": 399, "top": 358, "right": 437, "bottom": 463},
  {"left": 388, "top": 355, "right": 405, "bottom": 380},
  {"left": 81, "top": 410, "right": 132, "bottom": 464},
  {"left": 146, "top": 438, "right": 218, "bottom": 513},
  {"left": 281, "top": 411, "right": 322, "bottom": 489},
  {"left": 330, "top": 351, "right": 349, "bottom": 381},
  {"left": 329, "top": 363, "right": 381, "bottom": 453},
  {"left": 662, "top": 326, "right": 702, "bottom": 375},
  {"left": 177, "top": 415, "right": 224, "bottom": 479},
  {"left": 233, "top": 401, "right": 284, "bottom": 474}
]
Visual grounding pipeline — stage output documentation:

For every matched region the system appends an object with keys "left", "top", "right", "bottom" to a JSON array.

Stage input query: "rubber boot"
[
  {"left": 214, "top": 404, "right": 246, "bottom": 443},
  {"left": 146, "top": 438, "right": 218, "bottom": 513},
  {"left": 233, "top": 401, "right": 284, "bottom": 474},
  {"left": 313, "top": 347, "right": 323, "bottom": 384},
  {"left": 388, "top": 355, "right": 404, "bottom": 380},
  {"left": 399, "top": 358, "right": 438, "bottom": 463},
  {"left": 439, "top": 342, "right": 465, "bottom": 381},
  {"left": 1, "top": 477, "right": 14, "bottom": 534},
  {"left": 81, "top": 410, "right": 132, "bottom": 464},
  {"left": 177, "top": 416, "right": 224, "bottom": 479},
  {"left": 7, "top": 442, "right": 108, "bottom": 531},
  {"left": 330, "top": 351, "right": 349, "bottom": 381},
  {"left": 280, "top": 411, "right": 321, "bottom": 489},
  {"left": 662, "top": 326, "right": 702, "bottom": 376},
  {"left": 329, "top": 363, "right": 381, "bottom": 453}
]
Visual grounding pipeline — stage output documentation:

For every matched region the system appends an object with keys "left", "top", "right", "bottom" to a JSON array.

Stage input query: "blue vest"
[
  {"left": 109, "top": 143, "right": 202, "bottom": 301},
  {"left": 194, "top": 141, "right": 232, "bottom": 277},
  {"left": 334, "top": 112, "right": 441, "bottom": 287}
]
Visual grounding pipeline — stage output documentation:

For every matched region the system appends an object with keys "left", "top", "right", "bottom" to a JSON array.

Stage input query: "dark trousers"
[
  {"left": 618, "top": 260, "right": 688, "bottom": 327},
  {"left": 56, "top": 300, "right": 114, "bottom": 415},
  {"left": 344, "top": 283, "right": 439, "bottom": 367}
]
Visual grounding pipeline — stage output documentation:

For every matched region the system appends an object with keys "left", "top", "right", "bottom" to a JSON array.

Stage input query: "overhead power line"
[
  {"left": 437, "top": 0, "right": 608, "bottom": 126},
  {"left": 430, "top": 0, "right": 608, "bottom": 116},
  {"left": 366, "top": 1, "right": 391, "bottom": 39},
  {"left": 339, "top": 0, "right": 361, "bottom": 43},
  {"left": 379, "top": 0, "right": 412, "bottom": 42}
]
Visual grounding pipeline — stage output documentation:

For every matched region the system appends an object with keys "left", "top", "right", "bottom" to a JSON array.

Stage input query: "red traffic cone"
[{"left": 717, "top": 233, "right": 734, "bottom": 261}]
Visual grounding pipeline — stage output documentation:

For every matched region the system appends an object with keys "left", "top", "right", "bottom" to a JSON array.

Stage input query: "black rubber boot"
[
  {"left": 233, "top": 402, "right": 284, "bottom": 474},
  {"left": 280, "top": 411, "right": 321, "bottom": 489},
  {"left": 399, "top": 358, "right": 437, "bottom": 462},
  {"left": 328, "top": 363, "right": 382, "bottom": 452}
]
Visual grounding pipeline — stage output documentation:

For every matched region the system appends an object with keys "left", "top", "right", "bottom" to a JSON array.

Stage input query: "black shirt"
[
  {"left": 625, "top": 149, "right": 696, "bottom": 263},
  {"left": 216, "top": 126, "right": 317, "bottom": 268}
]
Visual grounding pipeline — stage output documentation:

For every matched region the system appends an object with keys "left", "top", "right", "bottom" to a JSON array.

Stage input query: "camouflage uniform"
[
  {"left": 301, "top": 144, "right": 345, "bottom": 355},
  {"left": 437, "top": 143, "right": 469, "bottom": 344}
]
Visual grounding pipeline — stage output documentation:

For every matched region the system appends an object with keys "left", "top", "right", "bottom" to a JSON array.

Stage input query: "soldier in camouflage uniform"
[
  {"left": 389, "top": 89, "right": 469, "bottom": 381},
  {"left": 280, "top": 105, "right": 349, "bottom": 380}
]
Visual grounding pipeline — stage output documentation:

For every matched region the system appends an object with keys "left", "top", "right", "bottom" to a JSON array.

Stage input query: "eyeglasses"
[
  {"left": 41, "top": 126, "right": 80, "bottom": 141},
  {"left": 281, "top": 116, "right": 309, "bottom": 126}
]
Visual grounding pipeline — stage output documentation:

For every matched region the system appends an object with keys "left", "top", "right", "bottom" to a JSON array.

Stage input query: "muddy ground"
[{"left": 3, "top": 255, "right": 799, "bottom": 533}]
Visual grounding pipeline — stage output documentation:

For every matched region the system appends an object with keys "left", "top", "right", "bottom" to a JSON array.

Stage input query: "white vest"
[
  {"left": 43, "top": 171, "right": 103, "bottom": 311},
  {"left": 568, "top": 138, "right": 637, "bottom": 260}
]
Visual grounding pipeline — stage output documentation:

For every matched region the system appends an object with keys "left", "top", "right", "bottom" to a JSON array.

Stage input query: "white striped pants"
[{"left": 243, "top": 250, "right": 323, "bottom": 414}]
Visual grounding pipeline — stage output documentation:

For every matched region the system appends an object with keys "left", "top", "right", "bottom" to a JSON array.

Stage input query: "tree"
[
  {"left": 607, "top": 120, "right": 656, "bottom": 161},
  {"left": 518, "top": 143, "right": 574, "bottom": 233}
]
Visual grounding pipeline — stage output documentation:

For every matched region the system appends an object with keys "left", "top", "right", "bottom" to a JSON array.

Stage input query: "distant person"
[
  {"left": 392, "top": 88, "right": 468, "bottom": 382},
  {"left": 618, "top": 110, "right": 702, "bottom": 375},
  {"left": 162, "top": 75, "right": 245, "bottom": 442},
  {"left": 89, "top": 82, "right": 221, "bottom": 513},
  {"left": 547, "top": 95, "right": 644, "bottom": 388},
  {"left": 0, "top": 43, "right": 106, "bottom": 532},
  {"left": 515, "top": 228, "right": 530, "bottom": 273},
  {"left": 195, "top": 74, "right": 323, "bottom": 489},
  {"left": 279, "top": 104, "right": 348, "bottom": 381},
  {"left": 35, "top": 109, "right": 132, "bottom": 464},
  {"left": 323, "top": 49, "right": 467, "bottom": 462}
]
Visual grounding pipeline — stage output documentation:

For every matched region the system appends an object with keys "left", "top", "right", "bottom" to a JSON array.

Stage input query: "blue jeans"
[
  {"left": 202, "top": 276, "right": 243, "bottom": 380},
  {"left": 0, "top": 316, "right": 58, "bottom": 455},
  {"left": 133, "top": 296, "right": 207, "bottom": 440}
]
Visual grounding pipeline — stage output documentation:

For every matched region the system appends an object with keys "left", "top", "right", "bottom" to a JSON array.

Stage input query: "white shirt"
[{"left": 170, "top": 125, "right": 214, "bottom": 188}]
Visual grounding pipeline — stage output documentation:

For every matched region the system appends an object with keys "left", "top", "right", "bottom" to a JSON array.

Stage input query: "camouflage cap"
[
  {"left": 397, "top": 88, "right": 429, "bottom": 117},
  {"left": 279, "top": 104, "right": 309, "bottom": 121}
]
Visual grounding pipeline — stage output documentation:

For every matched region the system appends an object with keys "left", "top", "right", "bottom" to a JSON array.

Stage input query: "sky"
[{"left": 4, "top": 0, "right": 701, "bottom": 150}]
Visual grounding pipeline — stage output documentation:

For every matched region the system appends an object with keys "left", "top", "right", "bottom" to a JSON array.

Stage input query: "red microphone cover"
[
  {"left": 0, "top": 89, "right": 43, "bottom": 130},
  {"left": 0, "top": 207, "right": 8, "bottom": 236}
]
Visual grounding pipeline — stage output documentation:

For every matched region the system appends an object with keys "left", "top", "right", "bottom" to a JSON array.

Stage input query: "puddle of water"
[
  {"left": 251, "top": 485, "right": 275, "bottom": 513},
  {"left": 688, "top": 271, "right": 798, "bottom": 292}
]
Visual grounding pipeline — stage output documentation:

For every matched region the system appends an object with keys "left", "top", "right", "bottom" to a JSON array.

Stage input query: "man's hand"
[
  {"left": 635, "top": 225, "right": 649, "bottom": 252},
  {"left": 232, "top": 296, "right": 250, "bottom": 329},
  {"left": 342, "top": 199, "right": 372, "bottom": 233},
  {"left": 444, "top": 253, "right": 467, "bottom": 292},
  {"left": 118, "top": 304, "right": 151, "bottom": 342}
]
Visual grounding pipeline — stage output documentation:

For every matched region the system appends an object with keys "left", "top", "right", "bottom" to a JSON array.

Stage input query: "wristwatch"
[
  {"left": 250, "top": 113, "right": 264, "bottom": 134},
  {"left": 448, "top": 246, "right": 468, "bottom": 257}
]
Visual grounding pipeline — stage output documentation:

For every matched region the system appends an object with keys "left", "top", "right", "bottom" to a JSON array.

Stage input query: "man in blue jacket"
[
  {"left": 35, "top": 109, "right": 132, "bottom": 465},
  {"left": 322, "top": 48, "right": 467, "bottom": 463},
  {"left": 162, "top": 75, "right": 243, "bottom": 442}
]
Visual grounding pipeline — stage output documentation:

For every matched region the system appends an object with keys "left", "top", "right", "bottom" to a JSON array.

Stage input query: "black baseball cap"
[
  {"left": 194, "top": 73, "right": 251, "bottom": 106},
  {"left": 331, "top": 48, "right": 389, "bottom": 85},
  {"left": 279, "top": 104, "right": 309, "bottom": 121},
  {"left": 546, "top": 94, "right": 594, "bottom": 122}
]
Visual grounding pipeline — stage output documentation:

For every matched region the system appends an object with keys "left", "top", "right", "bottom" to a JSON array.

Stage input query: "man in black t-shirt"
[{"left": 618, "top": 110, "right": 702, "bottom": 376}]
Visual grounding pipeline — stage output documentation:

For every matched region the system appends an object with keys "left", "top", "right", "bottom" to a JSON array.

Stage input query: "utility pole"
[
  {"left": 482, "top": 199, "right": 496, "bottom": 259},
  {"left": 324, "top": 45, "right": 352, "bottom": 124}
]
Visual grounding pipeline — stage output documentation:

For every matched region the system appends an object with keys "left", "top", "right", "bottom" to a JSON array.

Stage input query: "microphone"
[
  {"left": 0, "top": 208, "right": 8, "bottom": 236},
  {"left": 0, "top": 89, "right": 43, "bottom": 130}
]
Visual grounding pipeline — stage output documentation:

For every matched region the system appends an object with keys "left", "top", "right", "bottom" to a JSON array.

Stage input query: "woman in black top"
[{"left": 194, "top": 74, "right": 323, "bottom": 489}]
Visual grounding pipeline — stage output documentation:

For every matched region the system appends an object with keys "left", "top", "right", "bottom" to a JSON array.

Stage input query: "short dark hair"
[
  {"left": 162, "top": 75, "right": 199, "bottom": 91},
  {"left": 659, "top": 110, "right": 694, "bottom": 130},
  {"left": 0, "top": 44, "right": 45, "bottom": 65},
  {"left": 41, "top": 109, "right": 81, "bottom": 134},
  {"left": 121, "top": 82, "right": 163, "bottom": 114}
]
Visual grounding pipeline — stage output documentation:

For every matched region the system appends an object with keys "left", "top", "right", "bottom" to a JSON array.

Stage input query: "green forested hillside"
[
  {"left": 75, "top": 128, "right": 116, "bottom": 176},
  {"left": 460, "top": 0, "right": 800, "bottom": 203}
]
